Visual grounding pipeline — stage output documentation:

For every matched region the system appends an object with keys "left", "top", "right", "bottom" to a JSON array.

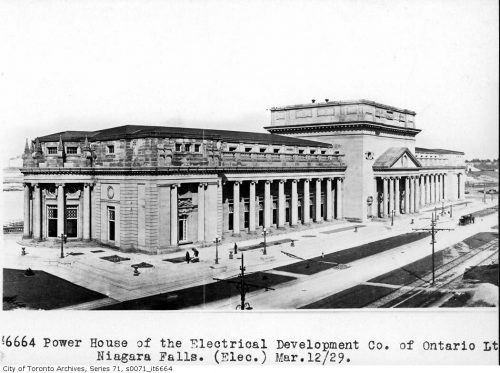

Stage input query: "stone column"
[
  {"left": 424, "top": 175, "right": 428, "bottom": 205},
  {"left": 414, "top": 177, "right": 420, "bottom": 213},
  {"left": 437, "top": 174, "right": 441, "bottom": 202},
  {"left": 32, "top": 184, "right": 41, "bottom": 240},
  {"left": 460, "top": 173, "right": 465, "bottom": 199},
  {"left": 315, "top": 178, "right": 322, "bottom": 222},
  {"left": 290, "top": 180, "right": 298, "bottom": 226},
  {"left": 83, "top": 183, "right": 91, "bottom": 241},
  {"left": 420, "top": 176, "right": 425, "bottom": 207},
  {"left": 57, "top": 183, "right": 65, "bottom": 237},
  {"left": 404, "top": 177, "right": 410, "bottom": 214},
  {"left": 382, "top": 177, "right": 388, "bottom": 217},
  {"left": 325, "top": 178, "right": 332, "bottom": 221},
  {"left": 388, "top": 178, "right": 394, "bottom": 216},
  {"left": 170, "top": 184, "right": 178, "bottom": 246},
  {"left": 336, "top": 178, "right": 343, "bottom": 219},
  {"left": 303, "top": 179, "right": 310, "bottom": 224},
  {"left": 23, "top": 183, "right": 31, "bottom": 238},
  {"left": 233, "top": 181, "right": 240, "bottom": 235},
  {"left": 409, "top": 177, "right": 415, "bottom": 213},
  {"left": 394, "top": 177, "right": 400, "bottom": 215},
  {"left": 264, "top": 180, "right": 271, "bottom": 228},
  {"left": 429, "top": 174, "right": 434, "bottom": 204},
  {"left": 443, "top": 174, "right": 447, "bottom": 200},
  {"left": 278, "top": 180, "right": 286, "bottom": 227},
  {"left": 197, "top": 183, "right": 205, "bottom": 241},
  {"left": 249, "top": 181, "right": 256, "bottom": 233}
]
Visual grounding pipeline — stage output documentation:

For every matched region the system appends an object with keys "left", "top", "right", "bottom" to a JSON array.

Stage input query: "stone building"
[{"left": 21, "top": 99, "right": 466, "bottom": 253}]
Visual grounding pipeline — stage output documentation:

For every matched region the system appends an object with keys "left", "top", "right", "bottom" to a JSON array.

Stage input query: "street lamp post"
[
  {"left": 262, "top": 228, "right": 267, "bottom": 255},
  {"left": 450, "top": 204, "right": 453, "bottom": 218},
  {"left": 391, "top": 210, "right": 394, "bottom": 226},
  {"left": 214, "top": 236, "right": 221, "bottom": 265},
  {"left": 60, "top": 233, "right": 67, "bottom": 259},
  {"left": 441, "top": 202, "right": 445, "bottom": 216}
]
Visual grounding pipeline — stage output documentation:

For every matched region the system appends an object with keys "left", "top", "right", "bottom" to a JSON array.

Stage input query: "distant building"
[{"left": 21, "top": 99, "right": 465, "bottom": 253}]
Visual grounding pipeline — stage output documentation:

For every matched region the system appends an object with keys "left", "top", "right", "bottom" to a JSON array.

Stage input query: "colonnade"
[
  {"left": 23, "top": 182, "right": 92, "bottom": 240},
  {"left": 375, "top": 172, "right": 456, "bottom": 218},
  {"left": 226, "top": 177, "right": 344, "bottom": 234}
]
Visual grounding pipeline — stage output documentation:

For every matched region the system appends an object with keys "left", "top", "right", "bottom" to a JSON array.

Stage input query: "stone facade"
[{"left": 21, "top": 99, "right": 466, "bottom": 252}]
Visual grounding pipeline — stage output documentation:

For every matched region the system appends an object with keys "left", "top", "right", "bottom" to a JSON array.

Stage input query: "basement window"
[
  {"left": 229, "top": 146, "right": 238, "bottom": 152},
  {"left": 273, "top": 148, "right": 280, "bottom": 154},
  {"left": 66, "top": 147, "right": 78, "bottom": 154},
  {"left": 47, "top": 147, "right": 57, "bottom": 155},
  {"left": 260, "top": 148, "right": 267, "bottom": 153},
  {"left": 245, "top": 147, "right": 252, "bottom": 152},
  {"left": 298, "top": 149, "right": 304, "bottom": 154}
]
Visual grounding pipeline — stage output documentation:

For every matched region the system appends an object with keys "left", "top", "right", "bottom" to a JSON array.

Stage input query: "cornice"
[{"left": 264, "top": 121, "right": 421, "bottom": 136}]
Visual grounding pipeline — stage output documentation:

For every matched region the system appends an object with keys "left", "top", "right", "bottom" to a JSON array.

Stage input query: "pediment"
[
  {"left": 390, "top": 151, "right": 420, "bottom": 168},
  {"left": 373, "top": 147, "right": 422, "bottom": 169}
]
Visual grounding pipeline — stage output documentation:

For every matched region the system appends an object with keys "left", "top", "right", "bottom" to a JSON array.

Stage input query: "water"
[{"left": 1, "top": 190, "right": 23, "bottom": 224}]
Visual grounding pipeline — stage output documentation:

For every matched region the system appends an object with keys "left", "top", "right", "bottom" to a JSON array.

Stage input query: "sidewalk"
[{"left": 2, "top": 198, "right": 497, "bottom": 309}]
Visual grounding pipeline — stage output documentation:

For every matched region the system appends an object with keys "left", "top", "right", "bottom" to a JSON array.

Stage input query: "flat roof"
[
  {"left": 36, "top": 125, "right": 332, "bottom": 147},
  {"left": 415, "top": 147, "right": 464, "bottom": 155},
  {"left": 270, "top": 99, "right": 416, "bottom": 115}
]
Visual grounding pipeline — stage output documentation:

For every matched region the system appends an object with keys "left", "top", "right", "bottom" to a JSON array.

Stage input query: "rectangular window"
[
  {"left": 185, "top": 144, "right": 192, "bottom": 152},
  {"left": 175, "top": 144, "right": 182, "bottom": 152},
  {"left": 47, "top": 147, "right": 57, "bottom": 155},
  {"left": 65, "top": 206, "right": 78, "bottom": 238},
  {"left": 273, "top": 148, "right": 280, "bottom": 153},
  {"left": 108, "top": 206, "right": 116, "bottom": 241},
  {"left": 260, "top": 148, "right": 266, "bottom": 153},
  {"left": 321, "top": 150, "right": 326, "bottom": 155},
  {"left": 229, "top": 146, "right": 237, "bottom": 152},
  {"left": 245, "top": 147, "right": 252, "bottom": 152},
  {"left": 194, "top": 144, "right": 201, "bottom": 152},
  {"left": 66, "top": 147, "right": 78, "bottom": 154},
  {"left": 107, "top": 145, "right": 115, "bottom": 154},
  {"left": 47, "top": 206, "right": 58, "bottom": 237},
  {"left": 299, "top": 149, "right": 304, "bottom": 154}
]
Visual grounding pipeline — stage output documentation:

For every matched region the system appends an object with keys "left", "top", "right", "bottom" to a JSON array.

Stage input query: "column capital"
[
  {"left": 279, "top": 179, "right": 285, "bottom": 184},
  {"left": 23, "top": 182, "right": 30, "bottom": 188},
  {"left": 316, "top": 177, "right": 323, "bottom": 182},
  {"left": 265, "top": 180, "right": 272, "bottom": 185},
  {"left": 249, "top": 180, "right": 257, "bottom": 185},
  {"left": 32, "top": 183, "right": 39, "bottom": 188},
  {"left": 84, "top": 182, "right": 95, "bottom": 188},
  {"left": 171, "top": 183, "right": 180, "bottom": 189},
  {"left": 292, "top": 179, "right": 298, "bottom": 183},
  {"left": 56, "top": 183, "right": 65, "bottom": 188},
  {"left": 304, "top": 178, "right": 311, "bottom": 182},
  {"left": 234, "top": 181, "right": 240, "bottom": 186},
  {"left": 198, "top": 182, "right": 207, "bottom": 188}
]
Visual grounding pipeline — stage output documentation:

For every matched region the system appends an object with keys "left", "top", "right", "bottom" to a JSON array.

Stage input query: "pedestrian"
[
  {"left": 185, "top": 251, "right": 191, "bottom": 263},
  {"left": 472, "top": 215, "right": 475, "bottom": 224},
  {"left": 234, "top": 243, "right": 238, "bottom": 254},
  {"left": 192, "top": 248, "right": 199, "bottom": 257}
]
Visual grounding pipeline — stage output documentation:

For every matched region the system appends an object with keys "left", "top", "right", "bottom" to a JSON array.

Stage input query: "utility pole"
[
  {"left": 412, "top": 212, "right": 454, "bottom": 285},
  {"left": 213, "top": 253, "right": 274, "bottom": 311},
  {"left": 483, "top": 183, "right": 486, "bottom": 203}
]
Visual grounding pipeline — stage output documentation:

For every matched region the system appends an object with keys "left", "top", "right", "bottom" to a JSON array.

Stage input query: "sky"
[{"left": 0, "top": 0, "right": 498, "bottom": 164}]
